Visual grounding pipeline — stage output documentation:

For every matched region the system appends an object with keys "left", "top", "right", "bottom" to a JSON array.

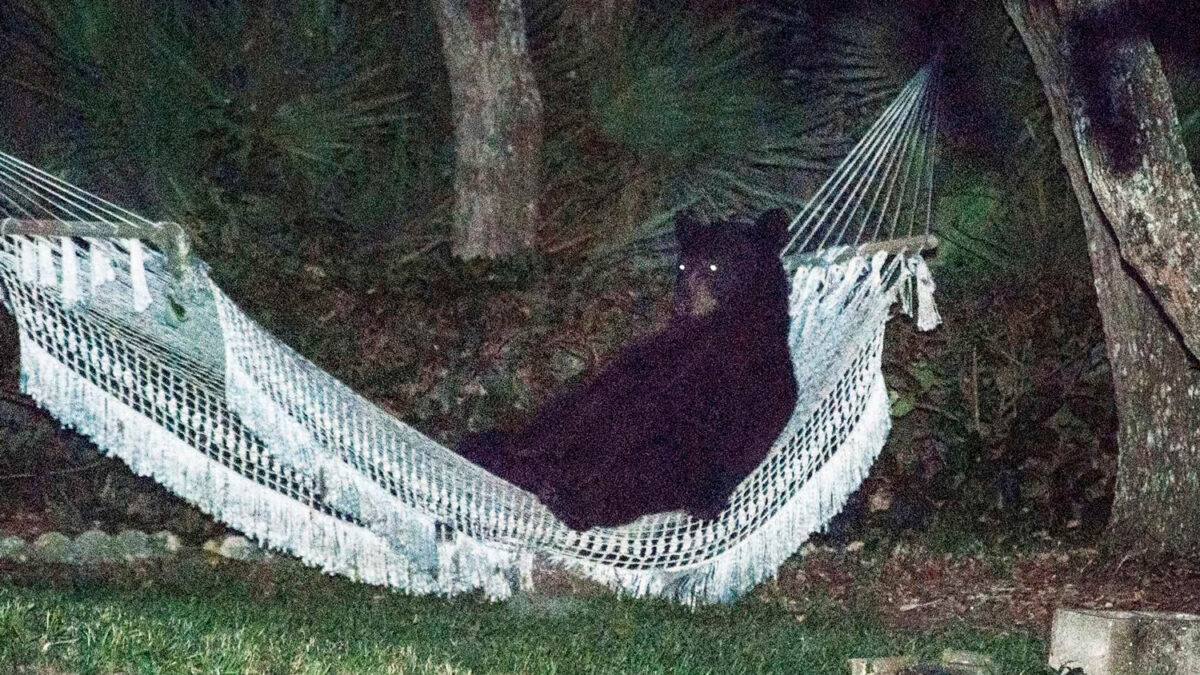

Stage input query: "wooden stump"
[{"left": 1049, "top": 608, "right": 1200, "bottom": 675}]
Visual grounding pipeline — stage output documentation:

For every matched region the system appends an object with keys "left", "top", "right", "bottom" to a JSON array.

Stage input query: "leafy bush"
[
  {"left": 533, "top": 4, "right": 810, "bottom": 256},
  {"left": 12, "top": 0, "right": 445, "bottom": 251},
  {"left": 590, "top": 12, "right": 792, "bottom": 202},
  {"left": 49, "top": 0, "right": 226, "bottom": 210},
  {"left": 924, "top": 0, "right": 1092, "bottom": 292}
]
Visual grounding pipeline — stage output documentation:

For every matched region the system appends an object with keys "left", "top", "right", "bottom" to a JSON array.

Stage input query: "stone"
[
  {"left": 149, "top": 530, "right": 182, "bottom": 556},
  {"left": 1049, "top": 608, "right": 1200, "bottom": 675},
  {"left": 32, "top": 532, "right": 73, "bottom": 563},
  {"left": 940, "top": 649, "right": 994, "bottom": 674},
  {"left": 0, "top": 536, "right": 26, "bottom": 561},
  {"left": 72, "top": 529, "right": 118, "bottom": 563},
  {"left": 549, "top": 349, "right": 586, "bottom": 383},
  {"left": 848, "top": 656, "right": 916, "bottom": 675},
  {"left": 114, "top": 530, "right": 152, "bottom": 561},
  {"left": 505, "top": 591, "right": 586, "bottom": 618},
  {"left": 869, "top": 487, "right": 894, "bottom": 513},
  {"left": 216, "top": 535, "right": 266, "bottom": 561}
]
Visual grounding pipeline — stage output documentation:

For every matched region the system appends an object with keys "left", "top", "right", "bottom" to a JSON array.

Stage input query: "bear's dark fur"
[{"left": 456, "top": 209, "right": 798, "bottom": 531}]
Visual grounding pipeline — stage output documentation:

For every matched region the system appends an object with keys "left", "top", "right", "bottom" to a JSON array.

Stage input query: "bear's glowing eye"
[
  {"left": 709, "top": 264, "right": 718, "bottom": 272},
  {"left": 678, "top": 264, "right": 686, "bottom": 271}
]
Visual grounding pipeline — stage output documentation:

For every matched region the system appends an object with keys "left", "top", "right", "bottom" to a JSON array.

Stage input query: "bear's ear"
[
  {"left": 674, "top": 209, "right": 706, "bottom": 247},
  {"left": 756, "top": 208, "right": 791, "bottom": 251}
]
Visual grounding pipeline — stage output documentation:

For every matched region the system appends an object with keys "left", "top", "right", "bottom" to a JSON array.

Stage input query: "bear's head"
[{"left": 671, "top": 208, "right": 791, "bottom": 319}]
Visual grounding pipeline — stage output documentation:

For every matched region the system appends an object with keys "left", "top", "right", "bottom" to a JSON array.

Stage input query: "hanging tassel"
[
  {"left": 61, "top": 237, "right": 80, "bottom": 307},
  {"left": 18, "top": 237, "right": 37, "bottom": 284},
  {"left": 127, "top": 239, "right": 152, "bottom": 313},
  {"left": 911, "top": 255, "right": 941, "bottom": 331},
  {"left": 897, "top": 260, "right": 915, "bottom": 318},
  {"left": 90, "top": 239, "right": 115, "bottom": 289},
  {"left": 869, "top": 251, "right": 889, "bottom": 292},
  {"left": 36, "top": 238, "right": 56, "bottom": 287}
]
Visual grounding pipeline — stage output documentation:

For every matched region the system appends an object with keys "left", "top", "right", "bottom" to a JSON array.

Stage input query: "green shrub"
[
  {"left": 534, "top": 4, "right": 809, "bottom": 257},
  {"left": 18, "top": 0, "right": 443, "bottom": 251},
  {"left": 50, "top": 0, "right": 225, "bottom": 211}
]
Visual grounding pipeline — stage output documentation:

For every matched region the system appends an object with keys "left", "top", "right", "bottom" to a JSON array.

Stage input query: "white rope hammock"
[{"left": 0, "top": 63, "right": 939, "bottom": 604}]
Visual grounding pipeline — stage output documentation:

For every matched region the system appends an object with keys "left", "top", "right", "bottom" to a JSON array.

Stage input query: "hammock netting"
[{"left": 0, "top": 63, "right": 939, "bottom": 604}]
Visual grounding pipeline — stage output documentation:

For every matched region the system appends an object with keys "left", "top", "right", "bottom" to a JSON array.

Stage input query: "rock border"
[{"left": 0, "top": 531, "right": 270, "bottom": 565}]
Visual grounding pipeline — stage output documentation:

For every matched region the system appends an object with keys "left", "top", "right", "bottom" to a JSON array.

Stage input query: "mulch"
[{"left": 760, "top": 544, "right": 1200, "bottom": 636}]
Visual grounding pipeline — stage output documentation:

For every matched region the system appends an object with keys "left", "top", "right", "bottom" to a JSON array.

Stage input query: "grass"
[{"left": 0, "top": 559, "right": 1049, "bottom": 674}]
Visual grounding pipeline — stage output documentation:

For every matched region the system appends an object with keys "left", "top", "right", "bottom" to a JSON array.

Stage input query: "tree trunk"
[
  {"left": 434, "top": 0, "right": 543, "bottom": 259},
  {"left": 1003, "top": 0, "right": 1200, "bottom": 554}
]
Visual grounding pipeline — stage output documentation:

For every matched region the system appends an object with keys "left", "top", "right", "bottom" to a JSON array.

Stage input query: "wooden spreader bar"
[{"left": 0, "top": 217, "right": 194, "bottom": 287}]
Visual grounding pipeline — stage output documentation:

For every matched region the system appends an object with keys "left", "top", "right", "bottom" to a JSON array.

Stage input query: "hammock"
[{"left": 0, "top": 63, "right": 939, "bottom": 604}]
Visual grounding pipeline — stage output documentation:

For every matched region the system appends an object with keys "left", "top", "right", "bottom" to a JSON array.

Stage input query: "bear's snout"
[{"left": 677, "top": 271, "right": 717, "bottom": 317}]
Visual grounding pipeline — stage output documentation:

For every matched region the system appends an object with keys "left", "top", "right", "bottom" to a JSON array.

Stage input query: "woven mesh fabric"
[
  {"left": 0, "top": 62, "right": 940, "bottom": 602},
  {"left": 0, "top": 229, "right": 931, "bottom": 603}
]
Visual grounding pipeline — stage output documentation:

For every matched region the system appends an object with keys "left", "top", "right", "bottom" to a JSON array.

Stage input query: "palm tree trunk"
[{"left": 434, "top": 0, "right": 543, "bottom": 259}]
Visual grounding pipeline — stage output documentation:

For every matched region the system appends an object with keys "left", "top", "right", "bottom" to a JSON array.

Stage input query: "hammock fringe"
[
  {"left": 0, "top": 61, "right": 941, "bottom": 603},
  {"left": 5, "top": 239, "right": 923, "bottom": 603},
  {"left": 19, "top": 333, "right": 534, "bottom": 599}
]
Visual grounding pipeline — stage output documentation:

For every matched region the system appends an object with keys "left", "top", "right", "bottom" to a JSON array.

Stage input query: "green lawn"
[{"left": 0, "top": 559, "right": 1048, "bottom": 674}]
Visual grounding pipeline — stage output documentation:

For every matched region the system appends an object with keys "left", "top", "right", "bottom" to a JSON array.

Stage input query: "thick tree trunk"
[
  {"left": 435, "top": 0, "right": 543, "bottom": 259},
  {"left": 1003, "top": 0, "right": 1200, "bottom": 554}
]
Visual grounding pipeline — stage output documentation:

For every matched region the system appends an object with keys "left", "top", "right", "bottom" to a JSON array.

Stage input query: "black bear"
[{"left": 456, "top": 209, "right": 798, "bottom": 531}]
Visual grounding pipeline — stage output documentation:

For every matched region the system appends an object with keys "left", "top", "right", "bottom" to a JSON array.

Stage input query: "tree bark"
[
  {"left": 1003, "top": 0, "right": 1200, "bottom": 554},
  {"left": 434, "top": 0, "right": 543, "bottom": 259}
]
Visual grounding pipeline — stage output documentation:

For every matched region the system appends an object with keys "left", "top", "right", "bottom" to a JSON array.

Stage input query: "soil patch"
[{"left": 761, "top": 544, "right": 1200, "bottom": 637}]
